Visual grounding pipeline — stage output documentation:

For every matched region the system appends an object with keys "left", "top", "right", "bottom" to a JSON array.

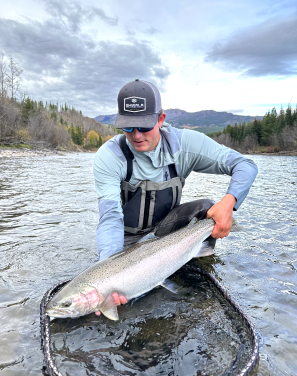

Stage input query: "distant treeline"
[
  {"left": 208, "top": 106, "right": 297, "bottom": 153},
  {"left": 0, "top": 55, "right": 122, "bottom": 149}
]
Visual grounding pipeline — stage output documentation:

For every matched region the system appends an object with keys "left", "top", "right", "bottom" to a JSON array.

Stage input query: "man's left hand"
[
  {"left": 206, "top": 194, "right": 236, "bottom": 239},
  {"left": 94, "top": 292, "right": 127, "bottom": 316}
]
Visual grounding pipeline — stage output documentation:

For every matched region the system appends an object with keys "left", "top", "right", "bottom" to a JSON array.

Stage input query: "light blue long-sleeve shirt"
[{"left": 93, "top": 123, "right": 258, "bottom": 260}]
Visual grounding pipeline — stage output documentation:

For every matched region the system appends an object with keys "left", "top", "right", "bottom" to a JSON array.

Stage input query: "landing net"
[{"left": 40, "top": 266, "right": 259, "bottom": 376}]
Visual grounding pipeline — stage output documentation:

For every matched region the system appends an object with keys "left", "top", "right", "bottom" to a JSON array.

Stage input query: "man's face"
[{"left": 124, "top": 113, "right": 166, "bottom": 152}]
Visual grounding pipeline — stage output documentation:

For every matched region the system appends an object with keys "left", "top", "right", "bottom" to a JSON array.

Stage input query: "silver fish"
[{"left": 46, "top": 218, "right": 239, "bottom": 320}]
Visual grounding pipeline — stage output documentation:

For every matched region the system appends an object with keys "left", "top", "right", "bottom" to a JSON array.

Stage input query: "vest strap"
[
  {"left": 119, "top": 135, "right": 134, "bottom": 182},
  {"left": 168, "top": 163, "right": 177, "bottom": 178}
]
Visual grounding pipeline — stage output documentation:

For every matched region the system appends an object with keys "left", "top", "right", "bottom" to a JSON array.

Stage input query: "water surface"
[{"left": 0, "top": 153, "right": 296, "bottom": 375}]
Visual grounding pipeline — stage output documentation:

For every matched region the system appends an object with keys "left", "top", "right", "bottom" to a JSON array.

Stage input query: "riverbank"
[
  {"left": 0, "top": 144, "right": 296, "bottom": 158},
  {"left": 0, "top": 144, "right": 98, "bottom": 158},
  {"left": 245, "top": 150, "right": 297, "bottom": 156},
  {"left": 0, "top": 146, "right": 67, "bottom": 158}
]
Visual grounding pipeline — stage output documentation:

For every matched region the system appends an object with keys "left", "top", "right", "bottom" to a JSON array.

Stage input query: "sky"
[{"left": 0, "top": 0, "right": 296, "bottom": 117}]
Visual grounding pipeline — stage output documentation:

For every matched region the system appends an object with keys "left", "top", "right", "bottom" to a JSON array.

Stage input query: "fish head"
[{"left": 46, "top": 283, "right": 103, "bottom": 318}]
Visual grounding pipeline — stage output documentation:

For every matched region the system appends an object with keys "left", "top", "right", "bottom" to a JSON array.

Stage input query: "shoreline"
[
  {"left": 0, "top": 146, "right": 68, "bottom": 158},
  {"left": 244, "top": 150, "right": 297, "bottom": 157},
  {"left": 0, "top": 144, "right": 98, "bottom": 158},
  {"left": 0, "top": 145, "right": 296, "bottom": 158}
]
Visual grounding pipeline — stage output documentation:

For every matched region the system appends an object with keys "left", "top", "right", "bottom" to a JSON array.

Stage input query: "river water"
[{"left": 0, "top": 153, "right": 296, "bottom": 375}]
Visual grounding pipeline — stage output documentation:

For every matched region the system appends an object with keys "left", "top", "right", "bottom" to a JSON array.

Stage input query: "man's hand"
[
  {"left": 206, "top": 194, "right": 236, "bottom": 239},
  {"left": 95, "top": 292, "right": 127, "bottom": 316}
]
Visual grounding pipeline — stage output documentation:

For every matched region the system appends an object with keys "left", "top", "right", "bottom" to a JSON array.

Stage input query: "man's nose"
[{"left": 133, "top": 128, "right": 142, "bottom": 138}]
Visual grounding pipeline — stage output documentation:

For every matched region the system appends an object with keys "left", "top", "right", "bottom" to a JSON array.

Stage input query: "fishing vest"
[{"left": 119, "top": 135, "right": 185, "bottom": 234}]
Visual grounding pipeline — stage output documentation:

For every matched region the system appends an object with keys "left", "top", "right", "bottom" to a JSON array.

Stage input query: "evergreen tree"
[
  {"left": 251, "top": 120, "right": 262, "bottom": 145},
  {"left": 277, "top": 107, "right": 286, "bottom": 133},
  {"left": 285, "top": 105, "right": 293, "bottom": 127},
  {"left": 21, "top": 97, "right": 35, "bottom": 124},
  {"left": 75, "top": 126, "right": 83, "bottom": 145},
  {"left": 51, "top": 112, "right": 58, "bottom": 122},
  {"left": 97, "top": 134, "right": 103, "bottom": 148}
]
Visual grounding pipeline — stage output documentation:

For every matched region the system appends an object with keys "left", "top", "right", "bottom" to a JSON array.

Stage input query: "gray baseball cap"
[{"left": 114, "top": 79, "right": 162, "bottom": 129}]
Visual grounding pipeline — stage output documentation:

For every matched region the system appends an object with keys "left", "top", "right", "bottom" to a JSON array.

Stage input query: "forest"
[
  {"left": 208, "top": 105, "right": 297, "bottom": 153},
  {"left": 0, "top": 55, "right": 121, "bottom": 150}
]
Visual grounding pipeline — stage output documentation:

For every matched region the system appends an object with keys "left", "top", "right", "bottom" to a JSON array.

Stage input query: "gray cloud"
[
  {"left": 42, "top": 0, "right": 118, "bottom": 32},
  {"left": 0, "top": 6, "right": 169, "bottom": 115},
  {"left": 144, "top": 27, "right": 161, "bottom": 35},
  {"left": 205, "top": 15, "right": 297, "bottom": 77},
  {"left": 126, "top": 29, "right": 136, "bottom": 36}
]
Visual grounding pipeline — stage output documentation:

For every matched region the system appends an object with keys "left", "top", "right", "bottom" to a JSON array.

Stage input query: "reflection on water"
[{"left": 0, "top": 154, "right": 296, "bottom": 375}]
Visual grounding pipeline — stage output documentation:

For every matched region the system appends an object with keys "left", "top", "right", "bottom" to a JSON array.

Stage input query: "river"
[{"left": 0, "top": 153, "right": 296, "bottom": 375}]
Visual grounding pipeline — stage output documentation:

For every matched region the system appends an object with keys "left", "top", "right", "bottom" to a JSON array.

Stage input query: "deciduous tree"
[
  {"left": 6, "top": 57, "right": 23, "bottom": 100},
  {"left": 0, "top": 54, "right": 7, "bottom": 106}
]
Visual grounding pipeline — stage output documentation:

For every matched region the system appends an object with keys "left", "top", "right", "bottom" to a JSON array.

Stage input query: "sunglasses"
[{"left": 122, "top": 127, "right": 154, "bottom": 133}]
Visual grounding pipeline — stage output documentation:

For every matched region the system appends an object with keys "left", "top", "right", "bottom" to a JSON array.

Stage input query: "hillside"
[
  {"left": 0, "top": 98, "right": 120, "bottom": 150},
  {"left": 164, "top": 109, "right": 262, "bottom": 128},
  {"left": 94, "top": 109, "right": 262, "bottom": 129},
  {"left": 209, "top": 106, "right": 297, "bottom": 154}
]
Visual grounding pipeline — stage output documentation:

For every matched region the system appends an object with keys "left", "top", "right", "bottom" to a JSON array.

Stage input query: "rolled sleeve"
[
  {"left": 180, "top": 131, "right": 258, "bottom": 210},
  {"left": 225, "top": 150, "right": 258, "bottom": 210}
]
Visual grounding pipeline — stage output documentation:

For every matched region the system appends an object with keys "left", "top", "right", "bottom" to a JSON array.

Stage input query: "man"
[{"left": 93, "top": 79, "right": 258, "bottom": 312}]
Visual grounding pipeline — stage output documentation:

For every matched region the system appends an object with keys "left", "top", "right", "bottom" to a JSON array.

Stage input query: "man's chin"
[{"left": 133, "top": 142, "right": 149, "bottom": 152}]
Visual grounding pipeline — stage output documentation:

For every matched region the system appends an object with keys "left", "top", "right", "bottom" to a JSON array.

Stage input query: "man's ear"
[{"left": 158, "top": 112, "right": 166, "bottom": 127}]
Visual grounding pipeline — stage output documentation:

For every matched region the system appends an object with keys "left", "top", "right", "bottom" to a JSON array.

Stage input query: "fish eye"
[{"left": 61, "top": 301, "right": 72, "bottom": 308}]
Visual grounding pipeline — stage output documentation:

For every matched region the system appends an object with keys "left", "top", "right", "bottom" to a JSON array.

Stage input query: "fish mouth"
[{"left": 46, "top": 308, "right": 79, "bottom": 318}]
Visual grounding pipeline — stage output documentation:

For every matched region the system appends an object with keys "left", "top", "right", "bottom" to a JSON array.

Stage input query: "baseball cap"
[{"left": 114, "top": 79, "right": 162, "bottom": 129}]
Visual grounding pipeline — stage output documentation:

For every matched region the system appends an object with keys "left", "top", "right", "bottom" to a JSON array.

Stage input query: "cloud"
[
  {"left": 0, "top": 5, "right": 169, "bottom": 115},
  {"left": 144, "top": 27, "right": 161, "bottom": 35},
  {"left": 126, "top": 29, "right": 136, "bottom": 36},
  {"left": 256, "top": 0, "right": 296, "bottom": 17},
  {"left": 42, "top": 0, "right": 118, "bottom": 32},
  {"left": 205, "top": 15, "right": 297, "bottom": 77},
  {"left": 225, "top": 109, "right": 245, "bottom": 114}
]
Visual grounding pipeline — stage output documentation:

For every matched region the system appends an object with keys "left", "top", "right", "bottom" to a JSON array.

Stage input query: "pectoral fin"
[
  {"left": 230, "top": 218, "right": 242, "bottom": 232},
  {"left": 193, "top": 237, "right": 216, "bottom": 258},
  {"left": 138, "top": 232, "right": 159, "bottom": 244},
  {"left": 98, "top": 294, "right": 119, "bottom": 321},
  {"left": 161, "top": 278, "right": 180, "bottom": 294}
]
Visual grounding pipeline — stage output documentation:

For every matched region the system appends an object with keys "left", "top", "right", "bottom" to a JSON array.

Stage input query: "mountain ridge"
[{"left": 94, "top": 109, "right": 262, "bottom": 129}]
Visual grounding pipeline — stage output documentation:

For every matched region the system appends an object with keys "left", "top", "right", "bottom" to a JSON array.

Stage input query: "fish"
[{"left": 46, "top": 217, "right": 240, "bottom": 320}]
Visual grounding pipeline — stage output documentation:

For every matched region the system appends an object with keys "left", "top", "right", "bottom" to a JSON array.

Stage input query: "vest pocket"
[
  {"left": 122, "top": 187, "right": 142, "bottom": 228},
  {"left": 152, "top": 187, "right": 174, "bottom": 226}
]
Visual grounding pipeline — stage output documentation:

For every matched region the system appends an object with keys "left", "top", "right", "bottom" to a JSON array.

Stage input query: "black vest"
[{"left": 119, "top": 135, "right": 185, "bottom": 234}]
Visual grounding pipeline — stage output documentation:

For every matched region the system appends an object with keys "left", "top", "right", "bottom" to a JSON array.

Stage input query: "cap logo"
[{"left": 124, "top": 97, "right": 146, "bottom": 112}]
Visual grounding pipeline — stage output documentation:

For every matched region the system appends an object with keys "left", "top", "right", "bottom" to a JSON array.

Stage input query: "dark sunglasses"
[{"left": 122, "top": 127, "right": 154, "bottom": 133}]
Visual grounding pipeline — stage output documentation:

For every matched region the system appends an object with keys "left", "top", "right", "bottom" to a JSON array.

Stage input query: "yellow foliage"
[
  {"left": 87, "top": 130, "right": 99, "bottom": 145},
  {"left": 17, "top": 128, "right": 31, "bottom": 141},
  {"left": 102, "top": 135, "right": 113, "bottom": 143}
]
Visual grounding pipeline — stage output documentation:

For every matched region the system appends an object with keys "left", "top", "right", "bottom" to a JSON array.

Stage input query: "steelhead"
[{"left": 46, "top": 218, "right": 239, "bottom": 320}]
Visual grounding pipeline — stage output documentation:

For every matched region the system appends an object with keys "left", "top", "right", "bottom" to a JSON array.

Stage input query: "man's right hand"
[
  {"left": 206, "top": 194, "right": 236, "bottom": 239},
  {"left": 95, "top": 292, "right": 127, "bottom": 316}
]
